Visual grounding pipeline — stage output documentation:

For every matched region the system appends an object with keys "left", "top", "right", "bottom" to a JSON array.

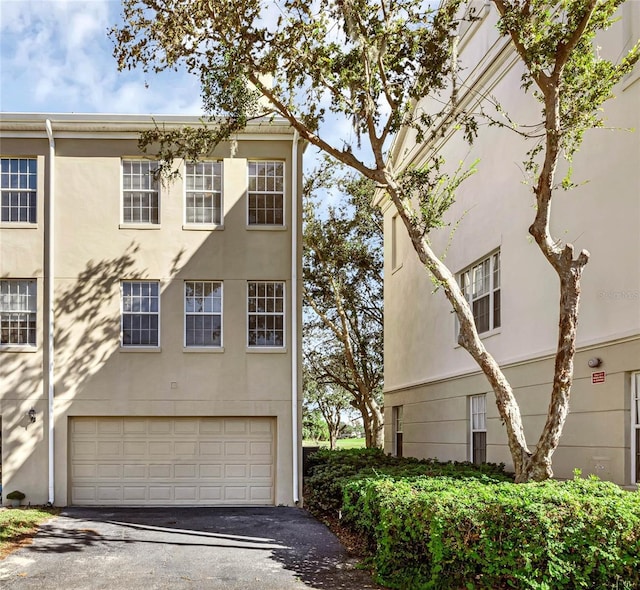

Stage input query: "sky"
[
  {"left": 0, "top": 0, "right": 206, "bottom": 114},
  {"left": 0, "top": 0, "right": 361, "bottom": 203}
]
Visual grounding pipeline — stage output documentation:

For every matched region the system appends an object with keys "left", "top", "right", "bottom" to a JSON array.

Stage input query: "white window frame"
[
  {"left": 393, "top": 405, "right": 404, "bottom": 457},
  {"left": 632, "top": 372, "right": 640, "bottom": 485},
  {"left": 1, "top": 157, "right": 37, "bottom": 224},
  {"left": 0, "top": 279, "right": 37, "bottom": 348},
  {"left": 470, "top": 394, "right": 487, "bottom": 464},
  {"left": 247, "top": 281, "right": 286, "bottom": 348},
  {"left": 458, "top": 250, "right": 501, "bottom": 336},
  {"left": 121, "top": 159, "right": 160, "bottom": 225},
  {"left": 184, "top": 281, "right": 223, "bottom": 348},
  {"left": 184, "top": 161, "right": 223, "bottom": 227},
  {"left": 247, "top": 160, "right": 285, "bottom": 226},
  {"left": 391, "top": 214, "right": 402, "bottom": 272},
  {"left": 120, "top": 280, "right": 160, "bottom": 348}
]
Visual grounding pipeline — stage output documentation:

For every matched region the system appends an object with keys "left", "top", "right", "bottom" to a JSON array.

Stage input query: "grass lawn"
[
  {"left": 0, "top": 507, "right": 59, "bottom": 558},
  {"left": 303, "top": 438, "right": 366, "bottom": 450}
]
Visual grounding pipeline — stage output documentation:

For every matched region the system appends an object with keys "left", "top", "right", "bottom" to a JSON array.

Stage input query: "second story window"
[
  {"left": 459, "top": 251, "right": 501, "bottom": 334},
  {"left": 185, "top": 281, "right": 222, "bottom": 347},
  {"left": 121, "top": 281, "right": 160, "bottom": 347},
  {"left": 1, "top": 158, "right": 37, "bottom": 223},
  {"left": 247, "top": 281, "right": 285, "bottom": 347},
  {"left": 248, "top": 161, "right": 284, "bottom": 226},
  {"left": 185, "top": 162, "right": 222, "bottom": 224},
  {"left": 0, "top": 279, "right": 37, "bottom": 346},
  {"left": 122, "top": 160, "right": 159, "bottom": 224}
]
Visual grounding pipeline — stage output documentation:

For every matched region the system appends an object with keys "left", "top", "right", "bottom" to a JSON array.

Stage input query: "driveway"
[{"left": 0, "top": 507, "right": 383, "bottom": 589}]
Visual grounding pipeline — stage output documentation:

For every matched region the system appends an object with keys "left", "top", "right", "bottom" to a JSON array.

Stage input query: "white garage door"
[{"left": 70, "top": 417, "right": 275, "bottom": 505}]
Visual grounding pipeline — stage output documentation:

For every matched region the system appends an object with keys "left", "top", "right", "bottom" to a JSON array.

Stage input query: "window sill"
[
  {"left": 182, "top": 224, "right": 224, "bottom": 231},
  {"left": 454, "top": 328, "right": 501, "bottom": 348},
  {"left": 0, "top": 345, "right": 38, "bottom": 353},
  {"left": 0, "top": 222, "right": 39, "bottom": 229},
  {"left": 246, "top": 225, "right": 287, "bottom": 231},
  {"left": 246, "top": 346, "right": 288, "bottom": 354},
  {"left": 119, "top": 346, "right": 162, "bottom": 353},
  {"left": 183, "top": 346, "right": 225, "bottom": 353},
  {"left": 391, "top": 262, "right": 403, "bottom": 275},
  {"left": 119, "top": 223, "right": 161, "bottom": 230}
]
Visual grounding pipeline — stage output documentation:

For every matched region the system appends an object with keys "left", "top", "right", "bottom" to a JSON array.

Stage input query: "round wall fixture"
[{"left": 587, "top": 357, "right": 602, "bottom": 368}]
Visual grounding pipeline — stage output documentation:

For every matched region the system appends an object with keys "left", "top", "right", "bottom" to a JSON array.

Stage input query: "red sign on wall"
[{"left": 591, "top": 371, "right": 606, "bottom": 384}]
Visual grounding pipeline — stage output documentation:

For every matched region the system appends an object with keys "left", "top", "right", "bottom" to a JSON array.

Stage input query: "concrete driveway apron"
[{"left": 0, "top": 507, "right": 383, "bottom": 589}]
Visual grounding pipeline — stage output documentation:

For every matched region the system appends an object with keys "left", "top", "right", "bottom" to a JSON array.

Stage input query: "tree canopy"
[{"left": 112, "top": 0, "right": 639, "bottom": 481}]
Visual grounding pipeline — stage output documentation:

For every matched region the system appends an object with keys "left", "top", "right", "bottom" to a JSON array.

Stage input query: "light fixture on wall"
[
  {"left": 27, "top": 408, "right": 36, "bottom": 424},
  {"left": 587, "top": 357, "right": 602, "bottom": 368}
]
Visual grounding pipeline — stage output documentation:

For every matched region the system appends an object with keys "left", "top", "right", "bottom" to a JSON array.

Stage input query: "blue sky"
[{"left": 0, "top": 0, "right": 203, "bottom": 114}]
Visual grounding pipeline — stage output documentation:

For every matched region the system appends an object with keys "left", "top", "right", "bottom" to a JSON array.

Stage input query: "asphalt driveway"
[{"left": 0, "top": 507, "right": 383, "bottom": 589}]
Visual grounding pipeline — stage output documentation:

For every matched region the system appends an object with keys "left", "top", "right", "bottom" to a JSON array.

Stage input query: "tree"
[
  {"left": 302, "top": 405, "right": 329, "bottom": 442},
  {"left": 304, "top": 374, "right": 354, "bottom": 449},
  {"left": 303, "top": 161, "right": 384, "bottom": 448},
  {"left": 112, "top": 0, "right": 639, "bottom": 481}
]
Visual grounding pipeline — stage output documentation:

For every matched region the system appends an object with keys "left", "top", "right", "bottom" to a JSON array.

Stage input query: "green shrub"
[
  {"left": 304, "top": 448, "right": 511, "bottom": 515},
  {"left": 342, "top": 475, "right": 640, "bottom": 589}
]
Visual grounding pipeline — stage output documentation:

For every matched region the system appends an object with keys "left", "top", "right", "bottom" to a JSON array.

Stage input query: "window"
[
  {"left": 248, "top": 161, "right": 284, "bottom": 225},
  {"left": 459, "top": 251, "right": 501, "bottom": 334},
  {"left": 393, "top": 406, "right": 404, "bottom": 457},
  {"left": 185, "top": 161, "right": 222, "bottom": 224},
  {"left": 121, "top": 281, "right": 160, "bottom": 347},
  {"left": 1, "top": 158, "right": 37, "bottom": 223},
  {"left": 247, "top": 281, "right": 284, "bottom": 347},
  {"left": 470, "top": 394, "right": 487, "bottom": 464},
  {"left": 0, "top": 279, "right": 37, "bottom": 346},
  {"left": 185, "top": 281, "right": 222, "bottom": 347},
  {"left": 122, "top": 160, "right": 159, "bottom": 224},
  {"left": 391, "top": 214, "right": 400, "bottom": 270},
  {"left": 633, "top": 372, "right": 640, "bottom": 484}
]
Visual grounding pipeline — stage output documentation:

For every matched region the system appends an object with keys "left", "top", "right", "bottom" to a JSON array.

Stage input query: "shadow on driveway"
[{"left": 0, "top": 507, "right": 383, "bottom": 589}]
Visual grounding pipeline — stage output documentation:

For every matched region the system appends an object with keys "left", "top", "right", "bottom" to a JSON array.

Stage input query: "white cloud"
[{"left": 0, "top": 0, "right": 203, "bottom": 114}]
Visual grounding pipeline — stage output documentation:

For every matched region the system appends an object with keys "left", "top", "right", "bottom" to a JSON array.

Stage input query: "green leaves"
[{"left": 341, "top": 473, "right": 640, "bottom": 589}]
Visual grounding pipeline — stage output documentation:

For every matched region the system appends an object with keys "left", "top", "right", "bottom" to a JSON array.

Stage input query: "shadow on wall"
[{"left": 54, "top": 241, "right": 145, "bottom": 398}]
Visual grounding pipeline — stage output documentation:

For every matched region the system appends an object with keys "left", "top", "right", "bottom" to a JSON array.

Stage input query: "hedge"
[
  {"left": 342, "top": 474, "right": 640, "bottom": 589},
  {"left": 304, "top": 447, "right": 512, "bottom": 515}
]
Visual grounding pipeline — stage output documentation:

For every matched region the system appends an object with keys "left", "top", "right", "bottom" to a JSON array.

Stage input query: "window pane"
[
  {"left": 247, "top": 161, "right": 284, "bottom": 225},
  {"left": 121, "top": 281, "right": 160, "bottom": 346},
  {"left": 247, "top": 281, "right": 285, "bottom": 347},
  {"left": 0, "top": 158, "right": 37, "bottom": 223},
  {"left": 122, "top": 160, "right": 159, "bottom": 224}
]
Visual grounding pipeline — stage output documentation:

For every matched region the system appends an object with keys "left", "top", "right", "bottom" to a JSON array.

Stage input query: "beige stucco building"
[
  {"left": 381, "top": 3, "right": 640, "bottom": 487},
  {"left": 0, "top": 113, "right": 304, "bottom": 506}
]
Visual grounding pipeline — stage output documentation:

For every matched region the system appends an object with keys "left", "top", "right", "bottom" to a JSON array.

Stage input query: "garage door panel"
[
  {"left": 124, "top": 487, "right": 146, "bottom": 501},
  {"left": 98, "top": 464, "right": 122, "bottom": 479},
  {"left": 72, "top": 464, "right": 97, "bottom": 479},
  {"left": 175, "top": 441, "right": 197, "bottom": 455},
  {"left": 199, "top": 464, "right": 222, "bottom": 478},
  {"left": 149, "top": 487, "right": 172, "bottom": 501},
  {"left": 149, "top": 420, "right": 172, "bottom": 435},
  {"left": 225, "top": 442, "right": 247, "bottom": 455},
  {"left": 97, "top": 486, "right": 122, "bottom": 502},
  {"left": 70, "top": 417, "right": 275, "bottom": 506},
  {"left": 98, "top": 420, "right": 122, "bottom": 435},
  {"left": 122, "top": 464, "right": 146, "bottom": 479},
  {"left": 199, "top": 442, "right": 222, "bottom": 455},
  {"left": 123, "top": 441, "right": 146, "bottom": 456},
  {"left": 199, "top": 419, "right": 223, "bottom": 435},
  {"left": 175, "top": 464, "right": 197, "bottom": 478},
  {"left": 175, "top": 419, "right": 198, "bottom": 434},
  {"left": 123, "top": 420, "right": 147, "bottom": 434},
  {"left": 225, "top": 487, "right": 247, "bottom": 501},
  {"left": 149, "top": 464, "right": 172, "bottom": 478}
]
